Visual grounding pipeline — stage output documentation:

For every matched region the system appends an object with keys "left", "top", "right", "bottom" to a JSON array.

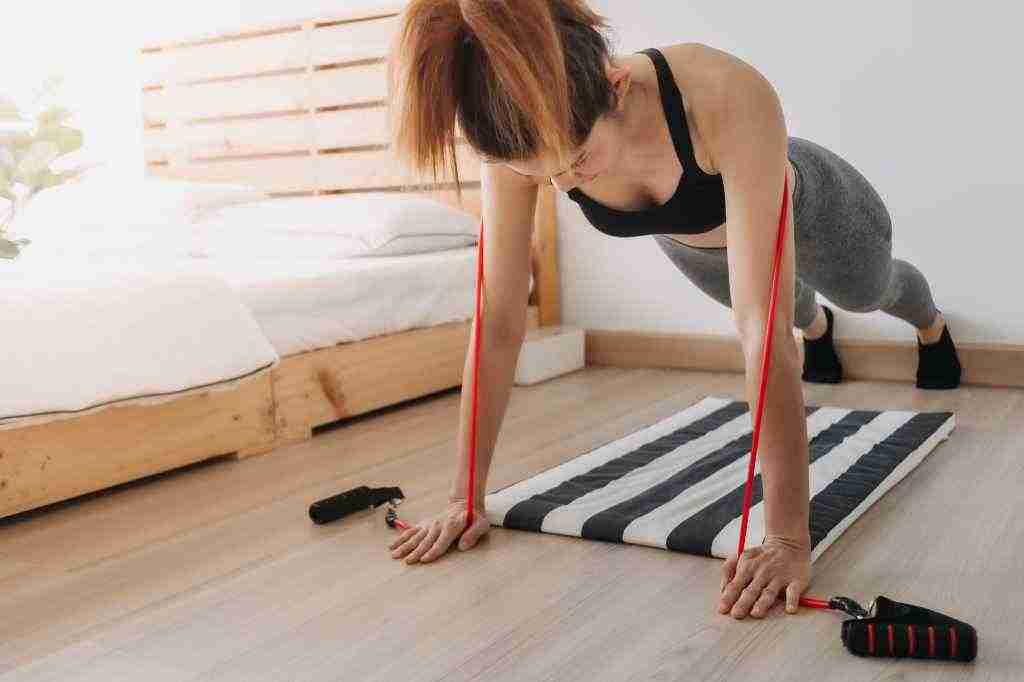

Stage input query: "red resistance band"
[
  {"left": 463, "top": 175, "right": 818, "bottom": 604},
  {"left": 735, "top": 172, "right": 789, "bottom": 558},
  {"left": 382, "top": 174, "right": 976, "bottom": 660},
  {"left": 466, "top": 219, "right": 485, "bottom": 529},
  {"left": 728, "top": 171, "right": 828, "bottom": 612},
  {"left": 721, "top": 173, "right": 832, "bottom": 613},
  {"left": 462, "top": 175, "right": 821, "bottom": 609},
  {"left": 430, "top": 176, "right": 979, "bottom": 662}
]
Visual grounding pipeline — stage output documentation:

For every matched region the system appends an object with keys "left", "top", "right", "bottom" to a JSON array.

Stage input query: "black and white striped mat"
[{"left": 485, "top": 397, "right": 955, "bottom": 562}]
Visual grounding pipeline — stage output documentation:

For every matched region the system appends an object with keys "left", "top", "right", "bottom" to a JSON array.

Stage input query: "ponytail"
[{"left": 388, "top": 0, "right": 612, "bottom": 187}]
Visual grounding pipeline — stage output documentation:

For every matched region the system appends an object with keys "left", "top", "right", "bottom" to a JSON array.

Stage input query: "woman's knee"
[
  {"left": 793, "top": 280, "right": 818, "bottom": 328},
  {"left": 827, "top": 275, "right": 892, "bottom": 313}
]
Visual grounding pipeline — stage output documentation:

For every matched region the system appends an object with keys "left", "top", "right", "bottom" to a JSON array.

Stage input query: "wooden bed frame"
[{"left": 0, "top": 3, "right": 560, "bottom": 519}]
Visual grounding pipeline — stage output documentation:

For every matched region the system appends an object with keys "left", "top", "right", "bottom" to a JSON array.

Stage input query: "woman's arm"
[
  {"left": 397, "top": 161, "right": 540, "bottom": 563},
  {"left": 447, "top": 162, "right": 540, "bottom": 502},
  {"left": 698, "top": 52, "right": 812, "bottom": 618}
]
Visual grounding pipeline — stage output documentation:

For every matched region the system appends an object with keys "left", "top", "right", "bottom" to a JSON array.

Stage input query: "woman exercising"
[{"left": 385, "top": 0, "right": 962, "bottom": 619}]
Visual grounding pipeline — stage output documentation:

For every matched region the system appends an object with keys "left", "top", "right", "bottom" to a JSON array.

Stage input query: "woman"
[{"left": 385, "top": 0, "right": 962, "bottom": 620}]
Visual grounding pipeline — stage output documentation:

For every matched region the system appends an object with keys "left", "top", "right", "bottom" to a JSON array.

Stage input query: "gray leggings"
[{"left": 653, "top": 136, "right": 938, "bottom": 330}]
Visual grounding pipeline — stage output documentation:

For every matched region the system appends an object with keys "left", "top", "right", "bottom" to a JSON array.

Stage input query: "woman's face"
[{"left": 503, "top": 113, "right": 625, "bottom": 192}]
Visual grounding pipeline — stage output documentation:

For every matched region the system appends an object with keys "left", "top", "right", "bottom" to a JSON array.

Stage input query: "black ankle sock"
[
  {"left": 802, "top": 305, "right": 843, "bottom": 384},
  {"left": 916, "top": 315, "right": 962, "bottom": 389}
]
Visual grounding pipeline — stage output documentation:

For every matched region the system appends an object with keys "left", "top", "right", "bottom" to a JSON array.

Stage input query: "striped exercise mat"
[{"left": 485, "top": 397, "right": 955, "bottom": 562}]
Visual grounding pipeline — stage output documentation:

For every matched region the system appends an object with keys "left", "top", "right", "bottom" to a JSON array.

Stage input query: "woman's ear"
[{"left": 605, "top": 61, "right": 633, "bottom": 112}]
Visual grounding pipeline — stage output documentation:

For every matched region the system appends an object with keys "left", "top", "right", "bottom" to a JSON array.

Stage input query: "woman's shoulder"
[
  {"left": 655, "top": 43, "right": 761, "bottom": 104},
  {"left": 655, "top": 43, "right": 778, "bottom": 167}
]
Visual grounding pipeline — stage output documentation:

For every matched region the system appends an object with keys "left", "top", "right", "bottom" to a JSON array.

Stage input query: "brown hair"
[{"left": 388, "top": 0, "right": 614, "bottom": 188}]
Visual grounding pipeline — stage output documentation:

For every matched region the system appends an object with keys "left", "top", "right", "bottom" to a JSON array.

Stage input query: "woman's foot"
[
  {"left": 916, "top": 311, "right": 962, "bottom": 389},
  {"left": 801, "top": 305, "right": 843, "bottom": 384}
]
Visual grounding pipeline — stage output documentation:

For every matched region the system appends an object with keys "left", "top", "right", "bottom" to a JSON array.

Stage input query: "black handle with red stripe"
[{"left": 840, "top": 596, "right": 977, "bottom": 662}]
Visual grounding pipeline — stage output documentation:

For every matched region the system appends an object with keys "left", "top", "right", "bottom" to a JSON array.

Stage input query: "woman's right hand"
[{"left": 387, "top": 495, "right": 490, "bottom": 564}]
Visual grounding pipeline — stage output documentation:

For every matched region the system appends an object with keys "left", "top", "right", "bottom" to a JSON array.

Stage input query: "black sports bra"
[{"left": 566, "top": 47, "right": 727, "bottom": 236}]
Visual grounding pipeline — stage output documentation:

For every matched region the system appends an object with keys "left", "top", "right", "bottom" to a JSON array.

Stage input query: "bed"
[{"left": 0, "top": 2, "right": 561, "bottom": 519}]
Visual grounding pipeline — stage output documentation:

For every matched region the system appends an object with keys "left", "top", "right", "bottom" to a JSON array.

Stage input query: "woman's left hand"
[{"left": 718, "top": 534, "right": 811, "bottom": 619}]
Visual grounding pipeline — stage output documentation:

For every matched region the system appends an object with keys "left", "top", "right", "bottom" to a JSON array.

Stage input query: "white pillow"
[
  {"left": 340, "top": 194, "right": 479, "bottom": 256},
  {"left": 360, "top": 233, "right": 477, "bottom": 256},
  {"left": 13, "top": 164, "right": 269, "bottom": 236},
  {"left": 197, "top": 193, "right": 479, "bottom": 257}
]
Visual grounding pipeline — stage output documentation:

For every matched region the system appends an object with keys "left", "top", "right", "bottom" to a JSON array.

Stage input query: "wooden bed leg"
[{"left": 532, "top": 185, "right": 561, "bottom": 327}]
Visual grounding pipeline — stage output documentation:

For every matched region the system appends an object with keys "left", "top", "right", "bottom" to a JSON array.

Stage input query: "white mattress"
[
  {"left": 1, "top": 188, "right": 530, "bottom": 426},
  {"left": 0, "top": 264, "right": 279, "bottom": 429},
  {"left": 200, "top": 247, "right": 482, "bottom": 357}
]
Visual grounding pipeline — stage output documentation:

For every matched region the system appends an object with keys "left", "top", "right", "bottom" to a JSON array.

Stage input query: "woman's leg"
[
  {"left": 787, "top": 136, "right": 961, "bottom": 388},
  {"left": 652, "top": 236, "right": 821, "bottom": 327},
  {"left": 652, "top": 233, "right": 834, "bottom": 330},
  {"left": 652, "top": 235, "right": 843, "bottom": 383}
]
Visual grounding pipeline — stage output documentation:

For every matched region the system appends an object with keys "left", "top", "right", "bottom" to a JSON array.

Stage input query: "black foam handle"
[
  {"left": 840, "top": 596, "right": 977, "bottom": 662},
  {"left": 308, "top": 486, "right": 404, "bottom": 525}
]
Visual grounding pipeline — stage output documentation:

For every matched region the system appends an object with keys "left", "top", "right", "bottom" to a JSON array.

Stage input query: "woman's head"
[{"left": 389, "top": 0, "right": 627, "bottom": 191}]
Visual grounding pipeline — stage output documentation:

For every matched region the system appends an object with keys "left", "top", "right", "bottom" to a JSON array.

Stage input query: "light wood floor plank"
[{"left": 1, "top": 368, "right": 1020, "bottom": 681}]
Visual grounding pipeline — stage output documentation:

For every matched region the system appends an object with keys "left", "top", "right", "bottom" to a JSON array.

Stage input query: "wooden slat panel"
[
  {"left": 147, "top": 145, "right": 478, "bottom": 195},
  {"left": 316, "top": 145, "right": 479, "bottom": 191},
  {"left": 313, "top": 106, "right": 390, "bottom": 149},
  {"left": 143, "top": 73, "right": 308, "bottom": 123},
  {"left": 426, "top": 188, "right": 482, "bottom": 218},
  {"left": 310, "top": 16, "right": 398, "bottom": 65},
  {"left": 139, "top": 3, "right": 405, "bottom": 52},
  {"left": 310, "top": 65, "right": 387, "bottom": 108},
  {"left": 143, "top": 112, "right": 311, "bottom": 163},
  {"left": 322, "top": 189, "right": 482, "bottom": 218},
  {"left": 325, "top": 188, "right": 482, "bottom": 218},
  {"left": 143, "top": 107, "right": 394, "bottom": 164},
  {"left": 142, "top": 63, "right": 386, "bottom": 124},
  {"left": 140, "top": 29, "right": 307, "bottom": 86},
  {"left": 148, "top": 155, "right": 316, "bottom": 193}
]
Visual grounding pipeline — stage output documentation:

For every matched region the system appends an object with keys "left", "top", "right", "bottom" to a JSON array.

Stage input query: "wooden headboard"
[{"left": 137, "top": 2, "right": 560, "bottom": 326}]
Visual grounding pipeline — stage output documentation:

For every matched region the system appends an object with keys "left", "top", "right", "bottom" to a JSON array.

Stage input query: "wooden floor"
[{"left": 1, "top": 366, "right": 1021, "bottom": 681}]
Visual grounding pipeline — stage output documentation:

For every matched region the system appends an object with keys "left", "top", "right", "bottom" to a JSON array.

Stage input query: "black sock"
[
  {"left": 916, "top": 314, "right": 962, "bottom": 389},
  {"left": 802, "top": 305, "right": 843, "bottom": 384}
]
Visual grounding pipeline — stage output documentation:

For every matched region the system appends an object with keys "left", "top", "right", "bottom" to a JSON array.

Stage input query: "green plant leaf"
[
  {"left": 0, "top": 238, "right": 22, "bottom": 259},
  {"left": 37, "top": 106, "right": 72, "bottom": 128},
  {"left": 6, "top": 132, "right": 34, "bottom": 155},
  {"left": 31, "top": 168, "right": 74, "bottom": 189},
  {"left": 0, "top": 127, "right": 31, "bottom": 148},
  {"left": 31, "top": 75, "right": 65, "bottom": 109},
  {"left": 0, "top": 147, "right": 14, "bottom": 172},
  {"left": 0, "top": 163, "right": 14, "bottom": 197},
  {"left": 15, "top": 140, "right": 60, "bottom": 179},
  {"left": 0, "top": 96, "right": 22, "bottom": 121},
  {"left": 37, "top": 126, "right": 83, "bottom": 155}
]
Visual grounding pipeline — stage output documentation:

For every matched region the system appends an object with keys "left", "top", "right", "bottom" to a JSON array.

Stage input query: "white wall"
[
  {"left": 569, "top": 1, "right": 1023, "bottom": 344},
  {"left": 6, "top": 1, "right": 1019, "bottom": 343},
  {"left": 2, "top": 4, "right": 145, "bottom": 172}
]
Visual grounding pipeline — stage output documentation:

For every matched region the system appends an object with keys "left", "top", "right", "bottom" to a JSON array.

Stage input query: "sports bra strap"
[{"left": 637, "top": 48, "right": 704, "bottom": 179}]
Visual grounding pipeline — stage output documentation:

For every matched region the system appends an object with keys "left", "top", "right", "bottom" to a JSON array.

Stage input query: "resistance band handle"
[
  {"left": 308, "top": 485, "right": 405, "bottom": 525},
  {"left": 840, "top": 596, "right": 977, "bottom": 662}
]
